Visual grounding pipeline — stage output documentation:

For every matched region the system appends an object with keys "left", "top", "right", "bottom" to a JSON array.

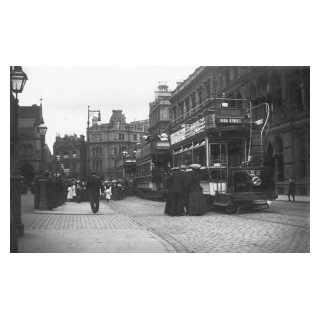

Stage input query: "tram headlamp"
[{"left": 252, "top": 176, "right": 262, "bottom": 186}]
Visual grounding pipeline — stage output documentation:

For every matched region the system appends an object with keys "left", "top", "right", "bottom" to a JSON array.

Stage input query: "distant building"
[
  {"left": 87, "top": 109, "right": 149, "bottom": 180},
  {"left": 53, "top": 134, "right": 87, "bottom": 179},
  {"left": 17, "top": 104, "right": 49, "bottom": 183}
]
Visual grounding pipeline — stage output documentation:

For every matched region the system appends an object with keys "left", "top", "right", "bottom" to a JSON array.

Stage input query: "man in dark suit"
[
  {"left": 169, "top": 165, "right": 190, "bottom": 216},
  {"left": 86, "top": 172, "right": 105, "bottom": 213}
]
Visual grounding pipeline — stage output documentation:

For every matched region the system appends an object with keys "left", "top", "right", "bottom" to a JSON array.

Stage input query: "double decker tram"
[
  {"left": 135, "top": 136, "right": 171, "bottom": 200},
  {"left": 167, "top": 97, "right": 277, "bottom": 213}
]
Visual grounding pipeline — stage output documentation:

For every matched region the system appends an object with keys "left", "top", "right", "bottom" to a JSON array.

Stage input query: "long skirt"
[
  {"left": 170, "top": 193, "right": 185, "bottom": 216},
  {"left": 188, "top": 191, "right": 208, "bottom": 216},
  {"left": 164, "top": 193, "right": 172, "bottom": 215}
]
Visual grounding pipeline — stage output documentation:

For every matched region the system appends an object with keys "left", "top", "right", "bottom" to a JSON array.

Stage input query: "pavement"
[
  {"left": 18, "top": 194, "right": 176, "bottom": 253},
  {"left": 275, "top": 195, "right": 310, "bottom": 203}
]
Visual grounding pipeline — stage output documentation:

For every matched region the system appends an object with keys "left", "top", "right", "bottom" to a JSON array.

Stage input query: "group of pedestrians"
[
  {"left": 102, "top": 177, "right": 136, "bottom": 202},
  {"left": 164, "top": 164, "right": 208, "bottom": 217},
  {"left": 33, "top": 171, "right": 70, "bottom": 210}
]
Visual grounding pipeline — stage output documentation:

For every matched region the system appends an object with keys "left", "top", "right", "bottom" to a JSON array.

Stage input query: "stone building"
[
  {"left": 53, "top": 134, "right": 87, "bottom": 179},
  {"left": 87, "top": 109, "right": 149, "bottom": 181},
  {"left": 148, "top": 81, "right": 172, "bottom": 138},
  {"left": 169, "top": 66, "right": 310, "bottom": 196},
  {"left": 17, "top": 104, "right": 50, "bottom": 183}
]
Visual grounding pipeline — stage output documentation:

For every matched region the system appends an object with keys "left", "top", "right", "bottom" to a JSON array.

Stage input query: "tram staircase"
[
  {"left": 250, "top": 129, "right": 267, "bottom": 166},
  {"left": 214, "top": 129, "right": 267, "bottom": 208}
]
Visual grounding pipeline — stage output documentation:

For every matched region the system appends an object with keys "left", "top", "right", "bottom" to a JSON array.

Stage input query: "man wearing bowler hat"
[{"left": 86, "top": 172, "right": 105, "bottom": 213}]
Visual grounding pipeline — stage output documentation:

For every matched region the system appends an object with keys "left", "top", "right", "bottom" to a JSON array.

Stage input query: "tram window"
[
  {"left": 210, "top": 144, "right": 227, "bottom": 166},
  {"left": 173, "top": 153, "right": 182, "bottom": 167},
  {"left": 184, "top": 150, "right": 192, "bottom": 166},
  {"left": 210, "top": 169, "right": 226, "bottom": 181},
  {"left": 193, "top": 146, "right": 206, "bottom": 166}
]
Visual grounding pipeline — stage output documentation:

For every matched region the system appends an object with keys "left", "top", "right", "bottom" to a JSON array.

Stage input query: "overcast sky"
[{"left": 18, "top": 66, "right": 198, "bottom": 152}]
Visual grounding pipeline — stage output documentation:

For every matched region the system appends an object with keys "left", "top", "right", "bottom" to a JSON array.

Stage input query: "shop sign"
[
  {"left": 156, "top": 142, "right": 170, "bottom": 149},
  {"left": 170, "top": 128, "right": 185, "bottom": 145},
  {"left": 185, "top": 117, "right": 205, "bottom": 139}
]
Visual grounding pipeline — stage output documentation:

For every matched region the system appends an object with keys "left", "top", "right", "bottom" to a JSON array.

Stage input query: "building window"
[
  {"left": 73, "top": 151, "right": 77, "bottom": 159},
  {"left": 114, "top": 146, "right": 127, "bottom": 155},
  {"left": 93, "top": 160, "right": 102, "bottom": 171},
  {"left": 92, "top": 133, "right": 102, "bottom": 141},
  {"left": 134, "top": 133, "right": 138, "bottom": 141},
  {"left": 63, "top": 151, "right": 69, "bottom": 159},
  {"left": 114, "top": 133, "right": 125, "bottom": 140}
]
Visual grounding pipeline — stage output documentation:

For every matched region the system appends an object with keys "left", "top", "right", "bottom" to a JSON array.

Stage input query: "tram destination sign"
[{"left": 217, "top": 118, "right": 242, "bottom": 124}]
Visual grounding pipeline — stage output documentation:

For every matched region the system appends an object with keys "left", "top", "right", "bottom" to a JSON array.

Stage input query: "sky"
[{"left": 18, "top": 66, "right": 198, "bottom": 152}]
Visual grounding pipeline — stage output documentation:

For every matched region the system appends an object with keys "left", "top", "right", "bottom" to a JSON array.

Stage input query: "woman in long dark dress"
[
  {"left": 164, "top": 172, "right": 174, "bottom": 215},
  {"left": 188, "top": 164, "right": 208, "bottom": 216}
]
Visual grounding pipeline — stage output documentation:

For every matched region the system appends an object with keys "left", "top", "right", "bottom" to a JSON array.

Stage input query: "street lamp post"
[
  {"left": 10, "top": 66, "right": 28, "bottom": 239},
  {"left": 37, "top": 123, "right": 47, "bottom": 176},
  {"left": 122, "top": 151, "right": 128, "bottom": 179},
  {"left": 87, "top": 106, "right": 101, "bottom": 177},
  {"left": 37, "top": 123, "right": 48, "bottom": 210}
]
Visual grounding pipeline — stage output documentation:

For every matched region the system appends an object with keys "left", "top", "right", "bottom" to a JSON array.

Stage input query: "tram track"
[{"left": 227, "top": 212, "right": 309, "bottom": 229}]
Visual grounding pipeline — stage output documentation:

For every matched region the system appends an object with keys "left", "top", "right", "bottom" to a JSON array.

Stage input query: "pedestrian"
[
  {"left": 187, "top": 164, "right": 208, "bottom": 216},
  {"left": 169, "top": 165, "right": 189, "bottom": 216},
  {"left": 67, "top": 183, "right": 73, "bottom": 202},
  {"left": 111, "top": 180, "right": 118, "bottom": 201},
  {"left": 151, "top": 163, "right": 162, "bottom": 191},
  {"left": 164, "top": 170, "right": 174, "bottom": 215},
  {"left": 76, "top": 181, "right": 83, "bottom": 203},
  {"left": 45, "top": 171, "right": 54, "bottom": 210},
  {"left": 86, "top": 172, "right": 105, "bottom": 213},
  {"left": 288, "top": 178, "right": 295, "bottom": 202},
  {"left": 72, "top": 183, "right": 77, "bottom": 202},
  {"left": 105, "top": 185, "right": 112, "bottom": 202},
  {"left": 128, "top": 176, "right": 134, "bottom": 197}
]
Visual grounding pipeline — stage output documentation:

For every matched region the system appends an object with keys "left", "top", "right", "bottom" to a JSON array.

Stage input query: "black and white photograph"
[
  {"left": 4, "top": 1, "right": 318, "bottom": 320},
  {"left": 10, "top": 65, "right": 310, "bottom": 254}
]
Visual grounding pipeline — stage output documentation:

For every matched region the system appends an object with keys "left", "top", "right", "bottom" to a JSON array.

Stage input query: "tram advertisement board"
[
  {"left": 170, "top": 128, "right": 185, "bottom": 145},
  {"left": 185, "top": 117, "right": 205, "bottom": 139}
]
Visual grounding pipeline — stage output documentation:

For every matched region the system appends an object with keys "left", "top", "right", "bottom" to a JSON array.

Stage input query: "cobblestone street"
[
  {"left": 19, "top": 193, "right": 310, "bottom": 253},
  {"left": 102, "top": 196, "right": 310, "bottom": 253}
]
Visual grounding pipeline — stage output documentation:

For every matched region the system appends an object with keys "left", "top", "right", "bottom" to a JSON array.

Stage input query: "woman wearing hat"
[
  {"left": 187, "top": 164, "right": 208, "bottom": 216},
  {"left": 169, "top": 165, "right": 189, "bottom": 216}
]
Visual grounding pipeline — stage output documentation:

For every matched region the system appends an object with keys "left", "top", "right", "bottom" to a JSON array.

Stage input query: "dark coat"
[
  {"left": 170, "top": 170, "right": 189, "bottom": 195},
  {"left": 189, "top": 172, "right": 203, "bottom": 193},
  {"left": 151, "top": 166, "right": 162, "bottom": 182},
  {"left": 86, "top": 175, "right": 104, "bottom": 196},
  {"left": 288, "top": 180, "right": 295, "bottom": 193}
]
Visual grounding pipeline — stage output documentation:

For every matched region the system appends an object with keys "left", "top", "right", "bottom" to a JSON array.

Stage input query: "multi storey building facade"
[
  {"left": 53, "top": 134, "right": 87, "bottom": 179},
  {"left": 17, "top": 104, "right": 50, "bottom": 183},
  {"left": 148, "top": 82, "right": 172, "bottom": 138},
  {"left": 169, "top": 66, "right": 310, "bottom": 196},
  {"left": 87, "top": 109, "right": 149, "bottom": 180}
]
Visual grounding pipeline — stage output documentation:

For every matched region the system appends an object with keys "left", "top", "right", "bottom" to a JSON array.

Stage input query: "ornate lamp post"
[
  {"left": 37, "top": 123, "right": 49, "bottom": 210},
  {"left": 37, "top": 123, "right": 47, "bottom": 176},
  {"left": 122, "top": 151, "right": 128, "bottom": 179},
  {"left": 10, "top": 66, "right": 28, "bottom": 239}
]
